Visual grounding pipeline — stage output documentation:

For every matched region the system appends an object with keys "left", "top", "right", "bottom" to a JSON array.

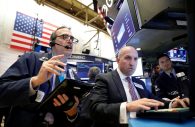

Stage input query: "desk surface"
[{"left": 129, "top": 118, "right": 195, "bottom": 127}]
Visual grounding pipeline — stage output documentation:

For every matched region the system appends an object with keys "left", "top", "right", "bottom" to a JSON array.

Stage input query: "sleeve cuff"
[
  {"left": 29, "top": 78, "right": 37, "bottom": 96},
  {"left": 66, "top": 112, "right": 78, "bottom": 122},
  {"left": 119, "top": 102, "right": 128, "bottom": 124}
]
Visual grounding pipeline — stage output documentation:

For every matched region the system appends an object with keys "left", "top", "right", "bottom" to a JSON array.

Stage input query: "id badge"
[{"left": 35, "top": 90, "right": 45, "bottom": 102}]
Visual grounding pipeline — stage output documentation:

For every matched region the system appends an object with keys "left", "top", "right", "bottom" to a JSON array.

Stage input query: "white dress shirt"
[{"left": 117, "top": 68, "right": 140, "bottom": 124}]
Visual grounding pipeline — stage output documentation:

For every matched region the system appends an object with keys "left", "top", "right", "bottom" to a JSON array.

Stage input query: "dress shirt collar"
[
  {"left": 117, "top": 68, "right": 132, "bottom": 82},
  {"left": 165, "top": 68, "right": 176, "bottom": 77}
]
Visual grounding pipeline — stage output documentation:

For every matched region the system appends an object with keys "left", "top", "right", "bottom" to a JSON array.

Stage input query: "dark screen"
[
  {"left": 111, "top": 0, "right": 139, "bottom": 54},
  {"left": 77, "top": 62, "right": 104, "bottom": 80}
]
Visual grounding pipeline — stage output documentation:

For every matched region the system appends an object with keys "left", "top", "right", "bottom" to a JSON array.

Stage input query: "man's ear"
[{"left": 116, "top": 57, "right": 119, "bottom": 64}]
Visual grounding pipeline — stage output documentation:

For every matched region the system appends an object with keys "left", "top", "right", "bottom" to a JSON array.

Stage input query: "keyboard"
[
  {"left": 137, "top": 107, "right": 194, "bottom": 121},
  {"left": 145, "top": 107, "right": 190, "bottom": 113}
]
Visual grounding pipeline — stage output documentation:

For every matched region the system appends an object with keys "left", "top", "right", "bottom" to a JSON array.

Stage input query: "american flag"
[{"left": 10, "top": 12, "right": 58, "bottom": 51}]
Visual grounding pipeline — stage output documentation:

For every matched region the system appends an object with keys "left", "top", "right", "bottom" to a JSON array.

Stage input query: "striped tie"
[{"left": 126, "top": 77, "right": 138, "bottom": 101}]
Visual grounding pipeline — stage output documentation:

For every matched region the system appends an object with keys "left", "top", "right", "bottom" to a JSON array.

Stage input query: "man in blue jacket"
[
  {"left": 0, "top": 26, "right": 79, "bottom": 127},
  {"left": 155, "top": 53, "right": 190, "bottom": 100}
]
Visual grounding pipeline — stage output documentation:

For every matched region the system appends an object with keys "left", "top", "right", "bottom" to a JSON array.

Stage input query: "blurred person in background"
[
  {"left": 88, "top": 66, "right": 101, "bottom": 83},
  {"left": 76, "top": 66, "right": 101, "bottom": 127},
  {"left": 155, "top": 53, "right": 190, "bottom": 100},
  {"left": 151, "top": 63, "right": 161, "bottom": 95}
]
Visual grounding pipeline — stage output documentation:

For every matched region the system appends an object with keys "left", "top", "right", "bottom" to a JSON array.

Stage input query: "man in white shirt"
[{"left": 89, "top": 46, "right": 189, "bottom": 127}]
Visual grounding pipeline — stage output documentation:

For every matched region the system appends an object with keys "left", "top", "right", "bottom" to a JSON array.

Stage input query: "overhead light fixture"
[{"left": 136, "top": 48, "right": 141, "bottom": 51}]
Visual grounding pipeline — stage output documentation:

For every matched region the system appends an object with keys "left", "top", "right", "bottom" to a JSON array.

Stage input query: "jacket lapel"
[
  {"left": 112, "top": 70, "right": 127, "bottom": 101},
  {"left": 38, "top": 52, "right": 53, "bottom": 94}
]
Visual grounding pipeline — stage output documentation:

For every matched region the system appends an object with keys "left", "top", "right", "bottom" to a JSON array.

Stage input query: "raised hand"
[{"left": 31, "top": 54, "right": 66, "bottom": 88}]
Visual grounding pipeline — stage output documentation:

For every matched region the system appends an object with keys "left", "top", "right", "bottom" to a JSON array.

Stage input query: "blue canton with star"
[{"left": 14, "top": 12, "right": 43, "bottom": 37}]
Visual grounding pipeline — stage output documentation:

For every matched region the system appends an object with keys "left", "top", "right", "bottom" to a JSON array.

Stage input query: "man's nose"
[{"left": 129, "top": 61, "right": 135, "bottom": 66}]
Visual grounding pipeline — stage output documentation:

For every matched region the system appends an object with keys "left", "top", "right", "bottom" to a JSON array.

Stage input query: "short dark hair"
[{"left": 157, "top": 53, "right": 170, "bottom": 61}]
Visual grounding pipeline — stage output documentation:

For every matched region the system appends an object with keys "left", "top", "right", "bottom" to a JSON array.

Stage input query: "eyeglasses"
[{"left": 56, "top": 34, "right": 79, "bottom": 44}]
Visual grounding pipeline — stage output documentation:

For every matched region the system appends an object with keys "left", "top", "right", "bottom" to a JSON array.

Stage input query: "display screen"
[
  {"left": 77, "top": 62, "right": 104, "bottom": 80},
  {"left": 111, "top": 0, "right": 136, "bottom": 54},
  {"left": 132, "top": 58, "right": 143, "bottom": 76},
  {"left": 168, "top": 47, "right": 187, "bottom": 62}
]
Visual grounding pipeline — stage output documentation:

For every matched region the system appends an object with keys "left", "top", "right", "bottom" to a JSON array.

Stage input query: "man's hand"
[
  {"left": 126, "top": 98, "right": 164, "bottom": 112},
  {"left": 53, "top": 94, "right": 79, "bottom": 117},
  {"left": 171, "top": 97, "right": 190, "bottom": 108},
  {"left": 64, "top": 96, "right": 79, "bottom": 117},
  {"left": 31, "top": 54, "right": 66, "bottom": 88}
]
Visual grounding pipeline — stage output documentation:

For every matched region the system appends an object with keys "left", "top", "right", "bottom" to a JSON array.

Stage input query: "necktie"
[
  {"left": 170, "top": 73, "right": 176, "bottom": 80},
  {"left": 126, "top": 77, "right": 138, "bottom": 101}
]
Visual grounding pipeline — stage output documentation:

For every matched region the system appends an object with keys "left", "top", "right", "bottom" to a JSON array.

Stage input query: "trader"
[
  {"left": 0, "top": 26, "right": 79, "bottom": 127},
  {"left": 155, "top": 53, "right": 189, "bottom": 100},
  {"left": 89, "top": 46, "right": 189, "bottom": 127}
]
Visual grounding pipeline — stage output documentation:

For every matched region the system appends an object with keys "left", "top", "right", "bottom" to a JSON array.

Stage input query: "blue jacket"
[
  {"left": 0, "top": 52, "right": 76, "bottom": 127},
  {"left": 155, "top": 69, "right": 190, "bottom": 99}
]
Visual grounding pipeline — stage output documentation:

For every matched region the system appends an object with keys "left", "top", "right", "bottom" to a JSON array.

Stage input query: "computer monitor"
[
  {"left": 167, "top": 47, "right": 187, "bottom": 63},
  {"left": 140, "top": 78, "right": 152, "bottom": 93},
  {"left": 113, "top": 61, "right": 118, "bottom": 70},
  {"left": 76, "top": 62, "right": 104, "bottom": 80},
  {"left": 111, "top": 0, "right": 139, "bottom": 54},
  {"left": 132, "top": 58, "right": 143, "bottom": 76}
]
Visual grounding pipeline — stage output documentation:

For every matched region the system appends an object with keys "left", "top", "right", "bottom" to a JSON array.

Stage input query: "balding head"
[
  {"left": 116, "top": 46, "right": 138, "bottom": 76},
  {"left": 118, "top": 46, "right": 137, "bottom": 59}
]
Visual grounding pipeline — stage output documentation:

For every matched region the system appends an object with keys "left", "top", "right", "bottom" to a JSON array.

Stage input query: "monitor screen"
[
  {"left": 77, "top": 62, "right": 104, "bottom": 80},
  {"left": 167, "top": 47, "right": 187, "bottom": 62},
  {"left": 140, "top": 78, "right": 152, "bottom": 93},
  {"left": 113, "top": 61, "right": 118, "bottom": 70},
  {"left": 132, "top": 58, "right": 143, "bottom": 76},
  {"left": 111, "top": 0, "right": 139, "bottom": 54}
]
